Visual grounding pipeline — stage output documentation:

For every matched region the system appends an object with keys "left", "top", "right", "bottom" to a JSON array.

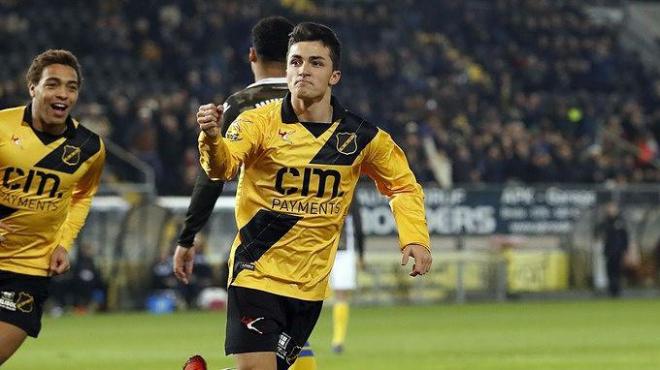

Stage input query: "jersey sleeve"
[
  {"left": 59, "top": 140, "right": 106, "bottom": 250},
  {"left": 361, "top": 129, "right": 430, "bottom": 251},
  {"left": 198, "top": 109, "right": 265, "bottom": 181}
]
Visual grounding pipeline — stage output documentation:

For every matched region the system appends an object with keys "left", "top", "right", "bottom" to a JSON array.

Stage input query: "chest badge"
[
  {"left": 336, "top": 132, "right": 357, "bottom": 155},
  {"left": 62, "top": 145, "right": 81, "bottom": 166}
]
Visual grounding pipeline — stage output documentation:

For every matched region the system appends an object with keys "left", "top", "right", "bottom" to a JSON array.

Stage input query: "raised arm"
[{"left": 197, "top": 104, "right": 264, "bottom": 181}]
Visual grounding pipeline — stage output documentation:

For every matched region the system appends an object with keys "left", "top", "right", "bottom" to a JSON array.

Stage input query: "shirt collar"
[
  {"left": 23, "top": 103, "right": 76, "bottom": 139},
  {"left": 280, "top": 92, "right": 347, "bottom": 124},
  {"left": 245, "top": 77, "right": 287, "bottom": 89}
]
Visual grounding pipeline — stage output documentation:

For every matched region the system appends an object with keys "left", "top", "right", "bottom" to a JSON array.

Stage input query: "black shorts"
[
  {"left": 225, "top": 286, "right": 322, "bottom": 369},
  {"left": 0, "top": 270, "right": 50, "bottom": 338}
]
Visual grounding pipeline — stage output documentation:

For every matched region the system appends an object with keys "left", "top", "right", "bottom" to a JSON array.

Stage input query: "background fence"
[{"left": 72, "top": 183, "right": 660, "bottom": 310}]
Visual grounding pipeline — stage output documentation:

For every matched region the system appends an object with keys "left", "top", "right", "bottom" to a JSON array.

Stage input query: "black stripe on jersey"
[
  {"left": 300, "top": 122, "right": 332, "bottom": 138},
  {"left": 231, "top": 209, "right": 302, "bottom": 282},
  {"left": 309, "top": 112, "right": 378, "bottom": 166},
  {"left": 33, "top": 124, "right": 102, "bottom": 174},
  {"left": 0, "top": 204, "right": 18, "bottom": 219}
]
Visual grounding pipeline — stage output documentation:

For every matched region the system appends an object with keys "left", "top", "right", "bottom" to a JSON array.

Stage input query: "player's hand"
[
  {"left": 0, "top": 220, "right": 17, "bottom": 242},
  {"left": 197, "top": 103, "right": 223, "bottom": 138},
  {"left": 173, "top": 245, "right": 196, "bottom": 284},
  {"left": 48, "top": 245, "right": 70, "bottom": 276},
  {"left": 401, "top": 244, "right": 432, "bottom": 277}
]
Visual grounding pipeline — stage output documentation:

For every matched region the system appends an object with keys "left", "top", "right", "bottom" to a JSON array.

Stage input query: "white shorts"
[{"left": 330, "top": 250, "right": 357, "bottom": 290}]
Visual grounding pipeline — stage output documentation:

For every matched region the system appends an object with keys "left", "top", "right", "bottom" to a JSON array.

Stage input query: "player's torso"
[
  {"left": 241, "top": 112, "right": 364, "bottom": 230},
  {"left": 229, "top": 99, "right": 378, "bottom": 299},
  {"left": 0, "top": 106, "right": 100, "bottom": 242}
]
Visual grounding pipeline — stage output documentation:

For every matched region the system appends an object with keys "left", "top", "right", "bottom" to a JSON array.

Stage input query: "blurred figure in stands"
[{"left": 70, "top": 243, "right": 106, "bottom": 313}]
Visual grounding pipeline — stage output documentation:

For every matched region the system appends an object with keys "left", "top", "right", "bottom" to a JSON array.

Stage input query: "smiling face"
[
  {"left": 286, "top": 41, "right": 341, "bottom": 102},
  {"left": 29, "top": 64, "right": 80, "bottom": 128}
]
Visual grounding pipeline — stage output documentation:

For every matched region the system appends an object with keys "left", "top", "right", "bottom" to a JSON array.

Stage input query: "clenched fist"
[{"left": 197, "top": 103, "right": 223, "bottom": 137}]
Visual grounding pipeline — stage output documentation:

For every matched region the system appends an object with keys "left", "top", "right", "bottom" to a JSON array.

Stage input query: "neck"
[
  {"left": 31, "top": 104, "right": 67, "bottom": 136},
  {"left": 252, "top": 62, "right": 286, "bottom": 82},
  {"left": 291, "top": 92, "right": 333, "bottom": 123}
]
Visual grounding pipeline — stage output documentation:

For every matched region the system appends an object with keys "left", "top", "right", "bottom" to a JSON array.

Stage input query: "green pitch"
[{"left": 7, "top": 299, "right": 660, "bottom": 370}]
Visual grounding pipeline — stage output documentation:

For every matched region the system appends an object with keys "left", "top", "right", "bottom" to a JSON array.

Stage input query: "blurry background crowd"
[{"left": 2, "top": 0, "right": 659, "bottom": 194}]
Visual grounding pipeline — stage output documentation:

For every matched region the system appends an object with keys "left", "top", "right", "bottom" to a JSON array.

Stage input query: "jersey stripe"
[
  {"left": 309, "top": 114, "right": 378, "bottom": 166},
  {"left": 0, "top": 204, "right": 18, "bottom": 219},
  {"left": 232, "top": 209, "right": 302, "bottom": 281},
  {"left": 32, "top": 125, "right": 102, "bottom": 174}
]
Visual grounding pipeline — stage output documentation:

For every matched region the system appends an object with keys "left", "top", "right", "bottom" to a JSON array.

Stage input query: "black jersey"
[{"left": 177, "top": 78, "right": 288, "bottom": 247}]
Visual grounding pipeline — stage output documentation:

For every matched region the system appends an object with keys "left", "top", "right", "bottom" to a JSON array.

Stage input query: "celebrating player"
[
  {"left": 0, "top": 49, "right": 106, "bottom": 364},
  {"left": 191, "top": 22, "right": 432, "bottom": 370},
  {"left": 175, "top": 16, "right": 318, "bottom": 370}
]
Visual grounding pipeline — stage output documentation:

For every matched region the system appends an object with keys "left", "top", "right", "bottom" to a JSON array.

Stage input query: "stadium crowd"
[{"left": 1, "top": 0, "right": 659, "bottom": 194}]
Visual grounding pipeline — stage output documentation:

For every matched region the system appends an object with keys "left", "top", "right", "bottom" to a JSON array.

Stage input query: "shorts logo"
[
  {"left": 62, "top": 145, "right": 81, "bottom": 166},
  {"left": 0, "top": 291, "right": 34, "bottom": 313},
  {"left": 0, "top": 291, "right": 16, "bottom": 311},
  {"left": 277, "top": 332, "right": 302, "bottom": 365},
  {"left": 241, "top": 316, "right": 265, "bottom": 334},
  {"left": 16, "top": 292, "right": 34, "bottom": 313},
  {"left": 336, "top": 132, "right": 357, "bottom": 155}
]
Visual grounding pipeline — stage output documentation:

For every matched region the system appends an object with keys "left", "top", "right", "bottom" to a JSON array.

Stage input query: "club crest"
[
  {"left": 336, "top": 132, "right": 357, "bottom": 155},
  {"left": 62, "top": 145, "right": 81, "bottom": 166},
  {"left": 16, "top": 292, "right": 34, "bottom": 313}
]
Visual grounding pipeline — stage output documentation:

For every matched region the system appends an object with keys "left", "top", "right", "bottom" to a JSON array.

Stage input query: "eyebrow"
[
  {"left": 44, "top": 77, "right": 80, "bottom": 85},
  {"left": 290, "top": 54, "right": 327, "bottom": 61}
]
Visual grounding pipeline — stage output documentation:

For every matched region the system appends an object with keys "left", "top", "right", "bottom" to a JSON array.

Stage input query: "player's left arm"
[
  {"left": 58, "top": 141, "right": 106, "bottom": 252},
  {"left": 361, "top": 130, "right": 431, "bottom": 276}
]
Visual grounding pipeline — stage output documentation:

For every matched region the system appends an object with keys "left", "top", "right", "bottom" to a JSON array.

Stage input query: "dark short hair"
[
  {"left": 288, "top": 22, "right": 341, "bottom": 70},
  {"left": 26, "top": 49, "right": 83, "bottom": 87},
  {"left": 252, "top": 16, "right": 294, "bottom": 63}
]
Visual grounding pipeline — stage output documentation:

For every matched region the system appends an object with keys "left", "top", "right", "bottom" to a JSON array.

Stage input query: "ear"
[
  {"left": 248, "top": 47, "right": 257, "bottom": 63},
  {"left": 329, "top": 70, "right": 341, "bottom": 86},
  {"left": 28, "top": 83, "right": 36, "bottom": 98}
]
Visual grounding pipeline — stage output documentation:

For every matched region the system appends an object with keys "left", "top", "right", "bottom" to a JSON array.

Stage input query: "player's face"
[
  {"left": 287, "top": 41, "right": 341, "bottom": 101},
  {"left": 29, "top": 64, "right": 80, "bottom": 126}
]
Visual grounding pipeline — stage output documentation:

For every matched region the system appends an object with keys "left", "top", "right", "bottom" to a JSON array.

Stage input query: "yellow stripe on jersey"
[
  {"left": 0, "top": 105, "right": 105, "bottom": 276},
  {"left": 199, "top": 94, "right": 429, "bottom": 301}
]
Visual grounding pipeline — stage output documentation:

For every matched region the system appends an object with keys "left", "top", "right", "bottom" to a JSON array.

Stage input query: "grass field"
[{"left": 6, "top": 298, "right": 660, "bottom": 370}]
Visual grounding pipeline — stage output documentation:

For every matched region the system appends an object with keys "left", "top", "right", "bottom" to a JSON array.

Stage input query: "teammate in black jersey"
[{"left": 174, "top": 16, "right": 292, "bottom": 282}]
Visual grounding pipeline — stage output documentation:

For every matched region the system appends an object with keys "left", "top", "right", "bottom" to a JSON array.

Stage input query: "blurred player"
[
  {"left": 185, "top": 22, "right": 432, "bottom": 370},
  {"left": 329, "top": 201, "right": 364, "bottom": 354},
  {"left": 174, "top": 16, "right": 317, "bottom": 370},
  {"left": 0, "top": 49, "right": 106, "bottom": 364}
]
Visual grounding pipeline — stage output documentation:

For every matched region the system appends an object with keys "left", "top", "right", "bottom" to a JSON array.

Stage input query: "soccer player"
[
  {"left": 329, "top": 200, "right": 364, "bottom": 354},
  {"left": 175, "top": 16, "right": 317, "bottom": 370},
  {"left": 190, "top": 22, "right": 432, "bottom": 370},
  {"left": 0, "top": 49, "right": 106, "bottom": 364},
  {"left": 176, "top": 15, "right": 293, "bottom": 289}
]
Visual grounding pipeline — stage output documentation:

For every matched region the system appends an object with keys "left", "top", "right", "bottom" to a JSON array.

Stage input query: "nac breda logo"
[
  {"left": 62, "top": 145, "right": 81, "bottom": 166},
  {"left": 335, "top": 132, "right": 357, "bottom": 155}
]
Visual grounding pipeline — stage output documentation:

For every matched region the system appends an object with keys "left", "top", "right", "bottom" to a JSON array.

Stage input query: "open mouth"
[{"left": 51, "top": 103, "right": 68, "bottom": 114}]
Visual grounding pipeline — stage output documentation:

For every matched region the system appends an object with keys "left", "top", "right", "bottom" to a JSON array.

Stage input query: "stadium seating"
[{"left": 1, "top": 0, "right": 658, "bottom": 194}]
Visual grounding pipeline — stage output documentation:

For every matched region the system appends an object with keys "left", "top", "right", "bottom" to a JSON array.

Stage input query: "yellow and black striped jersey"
[
  {"left": 0, "top": 105, "right": 105, "bottom": 276},
  {"left": 199, "top": 93, "right": 429, "bottom": 301}
]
